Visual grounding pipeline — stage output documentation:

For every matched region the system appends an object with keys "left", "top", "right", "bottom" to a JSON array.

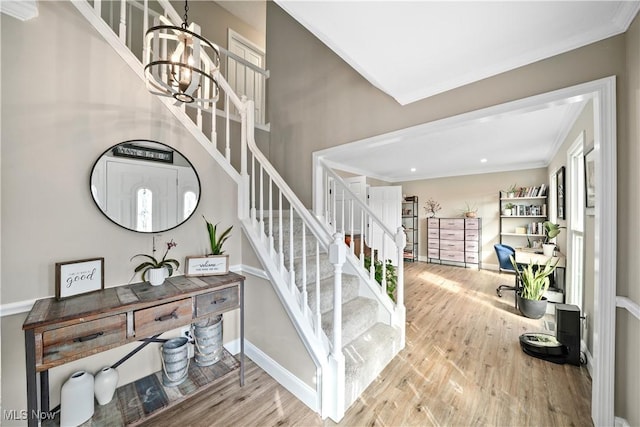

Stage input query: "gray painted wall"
[{"left": 267, "top": 2, "right": 639, "bottom": 424}]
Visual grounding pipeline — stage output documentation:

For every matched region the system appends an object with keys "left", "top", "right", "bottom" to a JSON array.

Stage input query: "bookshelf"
[
  {"left": 402, "top": 196, "right": 418, "bottom": 262},
  {"left": 499, "top": 185, "right": 548, "bottom": 246}
]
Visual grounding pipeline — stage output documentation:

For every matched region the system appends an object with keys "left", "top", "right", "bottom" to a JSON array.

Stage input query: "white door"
[
  {"left": 333, "top": 176, "right": 367, "bottom": 234},
  {"left": 367, "top": 186, "right": 402, "bottom": 264},
  {"left": 106, "top": 161, "right": 178, "bottom": 231},
  {"left": 228, "top": 30, "right": 265, "bottom": 124}
]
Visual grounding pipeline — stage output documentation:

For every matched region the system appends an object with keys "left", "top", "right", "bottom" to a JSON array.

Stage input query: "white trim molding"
[
  {"left": 0, "top": 0, "right": 38, "bottom": 21},
  {"left": 616, "top": 296, "right": 640, "bottom": 320}
]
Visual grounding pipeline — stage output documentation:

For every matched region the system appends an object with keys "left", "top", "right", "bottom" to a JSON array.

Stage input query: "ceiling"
[{"left": 222, "top": 1, "right": 639, "bottom": 182}]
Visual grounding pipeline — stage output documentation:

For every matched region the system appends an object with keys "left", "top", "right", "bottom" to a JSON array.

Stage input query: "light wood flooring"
[{"left": 140, "top": 262, "right": 592, "bottom": 427}]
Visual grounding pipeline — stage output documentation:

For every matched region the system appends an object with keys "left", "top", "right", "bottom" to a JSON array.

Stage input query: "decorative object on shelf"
[
  {"left": 424, "top": 198, "right": 441, "bottom": 218},
  {"left": 60, "top": 370, "right": 94, "bottom": 427},
  {"left": 131, "top": 239, "right": 179, "bottom": 286},
  {"left": 161, "top": 337, "right": 190, "bottom": 387},
  {"left": 193, "top": 315, "right": 223, "bottom": 366},
  {"left": 184, "top": 216, "right": 233, "bottom": 276},
  {"left": 584, "top": 148, "right": 595, "bottom": 209},
  {"left": 503, "top": 202, "right": 515, "bottom": 216},
  {"left": 144, "top": 0, "right": 220, "bottom": 110},
  {"left": 363, "top": 256, "right": 397, "bottom": 302},
  {"left": 542, "top": 221, "right": 562, "bottom": 256},
  {"left": 556, "top": 166, "right": 566, "bottom": 219},
  {"left": 94, "top": 366, "right": 119, "bottom": 405},
  {"left": 510, "top": 257, "right": 558, "bottom": 319},
  {"left": 505, "top": 183, "right": 518, "bottom": 198},
  {"left": 55, "top": 258, "right": 104, "bottom": 300},
  {"left": 462, "top": 201, "right": 478, "bottom": 218}
]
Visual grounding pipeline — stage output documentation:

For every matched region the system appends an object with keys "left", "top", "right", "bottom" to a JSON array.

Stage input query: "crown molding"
[{"left": 0, "top": 0, "right": 38, "bottom": 21}]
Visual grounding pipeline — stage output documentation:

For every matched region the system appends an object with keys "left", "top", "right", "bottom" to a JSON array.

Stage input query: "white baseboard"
[
  {"left": 615, "top": 416, "right": 631, "bottom": 427},
  {"left": 580, "top": 340, "right": 594, "bottom": 377},
  {"left": 224, "top": 338, "right": 319, "bottom": 412}
]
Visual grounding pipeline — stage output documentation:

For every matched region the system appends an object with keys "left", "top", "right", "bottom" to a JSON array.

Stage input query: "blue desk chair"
[{"left": 494, "top": 244, "right": 520, "bottom": 307}]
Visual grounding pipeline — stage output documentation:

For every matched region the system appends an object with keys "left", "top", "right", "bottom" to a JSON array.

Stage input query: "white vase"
[
  {"left": 60, "top": 371, "right": 94, "bottom": 427},
  {"left": 94, "top": 366, "right": 119, "bottom": 405},
  {"left": 148, "top": 267, "right": 166, "bottom": 286}
]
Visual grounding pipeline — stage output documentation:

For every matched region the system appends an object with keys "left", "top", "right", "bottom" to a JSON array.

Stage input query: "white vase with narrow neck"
[
  {"left": 148, "top": 267, "right": 166, "bottom": 286},
  {"left": 60, "top": 370, "right": 94, "bottom": 426},
  {"left": 94, "top": 366, "right": 119, "bottom": 405}
]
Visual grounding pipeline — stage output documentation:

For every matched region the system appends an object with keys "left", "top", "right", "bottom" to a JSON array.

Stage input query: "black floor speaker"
[{"left": 555, "top": 304, "right": 581, "bottom": 366}]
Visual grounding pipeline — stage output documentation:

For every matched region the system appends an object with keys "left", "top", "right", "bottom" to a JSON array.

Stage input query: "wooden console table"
[{"left": 23, "top": 272, "right": 245, "bottom": 427}]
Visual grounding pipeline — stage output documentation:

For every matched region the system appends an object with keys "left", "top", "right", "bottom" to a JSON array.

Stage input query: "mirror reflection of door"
[{"left": 106, "top": 161, "right": 178, "bottom": 232}]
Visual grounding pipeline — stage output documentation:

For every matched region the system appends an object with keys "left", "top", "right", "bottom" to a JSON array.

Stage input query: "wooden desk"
[
  {"left": 23, "top": 272, "right": 244, "bottom": 427},
  {"left": 515, "top": 247, "right": 566, "bottom": 268}
]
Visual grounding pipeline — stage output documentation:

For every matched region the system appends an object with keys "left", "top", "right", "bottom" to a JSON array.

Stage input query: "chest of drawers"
[{"left": 427, "top": 217, "right": 482, "bottom": 268}]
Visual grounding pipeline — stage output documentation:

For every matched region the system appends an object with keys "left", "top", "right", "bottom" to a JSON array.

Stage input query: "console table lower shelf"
[{"left": 43, "top": 349, "right": 240, "bottom": 427}]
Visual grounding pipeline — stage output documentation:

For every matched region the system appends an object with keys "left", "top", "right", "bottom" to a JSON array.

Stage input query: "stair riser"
[
  {"left": 306, "top": 275, "right": 360, "bottom": 314},
  {"left": 322, "top": 298, "right": 378, "bottom": 346}
]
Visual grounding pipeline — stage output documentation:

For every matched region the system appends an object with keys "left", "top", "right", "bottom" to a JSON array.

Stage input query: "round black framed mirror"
[{"left": 90, "top": 140, "right": 201, "bottom": 233}]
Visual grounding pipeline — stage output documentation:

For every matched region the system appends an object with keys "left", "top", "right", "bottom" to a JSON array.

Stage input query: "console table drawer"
[
  {"left": 440, "top": 229, "right": 464, "bottom": 240},
  {"left": 195, "top": 285, "right": 239, "bottom": 318},
  {"left": 134, "top": 299, "right": 192, "bottom": 338},
  {"left": 42, "top": 314, "right": 126, "bottom": 364}
]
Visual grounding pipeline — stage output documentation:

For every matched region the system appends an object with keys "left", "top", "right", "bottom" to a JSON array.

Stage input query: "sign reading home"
[
  {"left": 55, "top": 258, "right": 104, "bottom": 300},
  {"left": 185, "top": 256, "right": 229, "bottom": 276}
]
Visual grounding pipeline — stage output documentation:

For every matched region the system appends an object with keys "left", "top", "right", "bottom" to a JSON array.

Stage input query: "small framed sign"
[
  {"left": 185, "top": 255, "right": 229, "bottom": 277},
  {"left": 55, "top": 257, "right": 105, "bottom": 300}
]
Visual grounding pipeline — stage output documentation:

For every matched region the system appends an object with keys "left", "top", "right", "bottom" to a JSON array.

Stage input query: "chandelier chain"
[{"left": 182, "top": 0, "right": 189, "bottom": 29}]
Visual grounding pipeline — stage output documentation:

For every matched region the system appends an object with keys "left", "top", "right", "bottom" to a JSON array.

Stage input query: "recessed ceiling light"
[
  {"left": 410, "top": 167, "right": 416, "bottom": 172},
  {"left": 480, "top": 158, "right": 488, "bottom": 163}
]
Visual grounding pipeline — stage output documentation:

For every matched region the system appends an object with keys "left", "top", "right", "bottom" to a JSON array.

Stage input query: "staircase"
[{"left": 70, "top": 0, "right": 405, "bottom": 421}]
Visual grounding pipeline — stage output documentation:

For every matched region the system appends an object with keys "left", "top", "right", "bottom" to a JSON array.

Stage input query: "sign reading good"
[{"left": 55, "top": 258, "right": 104, "bottom": 300}]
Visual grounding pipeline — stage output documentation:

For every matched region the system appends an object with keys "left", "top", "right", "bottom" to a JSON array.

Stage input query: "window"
[
  {"left": 183, "top": 191, "right": 197, "bottom": 220},
  {"left": 137, "top": 188, "right": 152, "bottom": 232}
]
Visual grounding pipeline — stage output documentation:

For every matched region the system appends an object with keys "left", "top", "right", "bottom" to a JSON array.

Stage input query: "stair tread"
[{"left": 322, "top": 297, "right": 378, "bottom": 346}]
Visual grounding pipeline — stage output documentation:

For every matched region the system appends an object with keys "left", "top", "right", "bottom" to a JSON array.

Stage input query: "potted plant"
[
  {"left": 504, "top": 184, "right": 518, "bottom": 198},
  {"left": 510, "top": 256, "right": 558, "bottom": 319},
  {"left": 503, "top": 202, "right": 515, "bottom": 216},
  {"left": 424, "top": 198, "right": 442, "bottom": 218},
  {"left": 203, "top": 216, "right": 233, "bottom": 274},
  {"left": 131, "top": 239, "right": 179, "bottom": 286},
  {"left": 542, "top": 221, "right": 561, "bottom": 256},
  {"left": 363, "top": 256, "right": 397, "bottom": 302},
  {"left": 462, "top": 202, "right": 478, "bottom": 218}
]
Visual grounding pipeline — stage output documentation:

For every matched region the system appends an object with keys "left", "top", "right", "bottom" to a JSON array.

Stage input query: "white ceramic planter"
[
  {"left": 61, "top": 371, "right": 94, "bottom": 426},
  {"left": 94, "top": 366, "right": 119, "bottom": 405},
  {"left": 543, "top": 244, "right": 556, "bottom": 257},
  {"left": 148, "top": 267, "right": 166, "bottom": 286}
]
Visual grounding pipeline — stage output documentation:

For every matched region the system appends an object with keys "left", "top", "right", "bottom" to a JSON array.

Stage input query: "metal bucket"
[
  {"left": 161, "top": 337, "right": 189, "bottom": 387},
  {"left": 193, "top": 315, "right": 223, "bottom": 367}
]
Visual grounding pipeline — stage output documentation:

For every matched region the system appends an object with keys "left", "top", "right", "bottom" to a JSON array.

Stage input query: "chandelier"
[{"left": 144, "top": 0, "right": 220, "bottom": 110}]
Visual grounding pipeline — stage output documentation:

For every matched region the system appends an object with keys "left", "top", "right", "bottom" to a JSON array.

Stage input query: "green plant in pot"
[
  {"left": 204, "top": 216, "right": 233, "bottom": 255},
  {"left": 542, "top": 221, "right": 561, "bottom": 256},
  {"left": 510, "top": 255, "right": 558, "bottom": 319},
  {"left": 131, "top": 239, "right": 180, "bottom": 286}
]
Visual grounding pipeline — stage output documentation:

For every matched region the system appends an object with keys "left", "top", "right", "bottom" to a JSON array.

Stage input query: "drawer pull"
[
  {"left": 155, "top": 310, "right": 178, "bottom": 322},
  {"left": 73, "top": 332, "right": 104, "bottom": 343},
  {"left": 211, "top": 297, "right": 227, "bottom": 305}
]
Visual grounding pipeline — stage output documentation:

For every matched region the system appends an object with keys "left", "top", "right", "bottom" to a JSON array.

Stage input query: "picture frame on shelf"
[
  {"left": 584, "top": 148, "right": 595, "bottom": 211},
  {"left": 185, "top": 255, "right": 229, "bottom": 276},
  {"left": 556, "top": 166, "right": 566, "bottom": 219},
  {"left": 55, "top": 257, "right": 104, "bottom": 300}
]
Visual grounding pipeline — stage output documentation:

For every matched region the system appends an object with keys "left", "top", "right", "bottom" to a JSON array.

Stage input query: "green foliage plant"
[
  {"left": 131, "top": 239, "right": 180, "bottom": 280},
  {"left": 204, "top": 216, "right": 233, "bottom": 255},
  {"left": 510, "top": 256, "right": 557, "bottom": 301},
  {"left": 364, "top": 256, "right": 397, "bottom": 302}
]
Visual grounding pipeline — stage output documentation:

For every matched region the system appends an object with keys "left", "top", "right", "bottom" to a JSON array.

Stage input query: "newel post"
[{"left": 325, "top": 232, "right": 346, "bottom": 420}]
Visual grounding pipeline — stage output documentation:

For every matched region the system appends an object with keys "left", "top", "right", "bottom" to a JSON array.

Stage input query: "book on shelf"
[{"left": 512, "top": 184, "right": 548, "bottom": 198}]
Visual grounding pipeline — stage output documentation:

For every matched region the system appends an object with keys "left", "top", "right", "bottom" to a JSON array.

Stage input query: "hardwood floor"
[{"left": 141, "top": 262, "right": 592, "bottom": 427}]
